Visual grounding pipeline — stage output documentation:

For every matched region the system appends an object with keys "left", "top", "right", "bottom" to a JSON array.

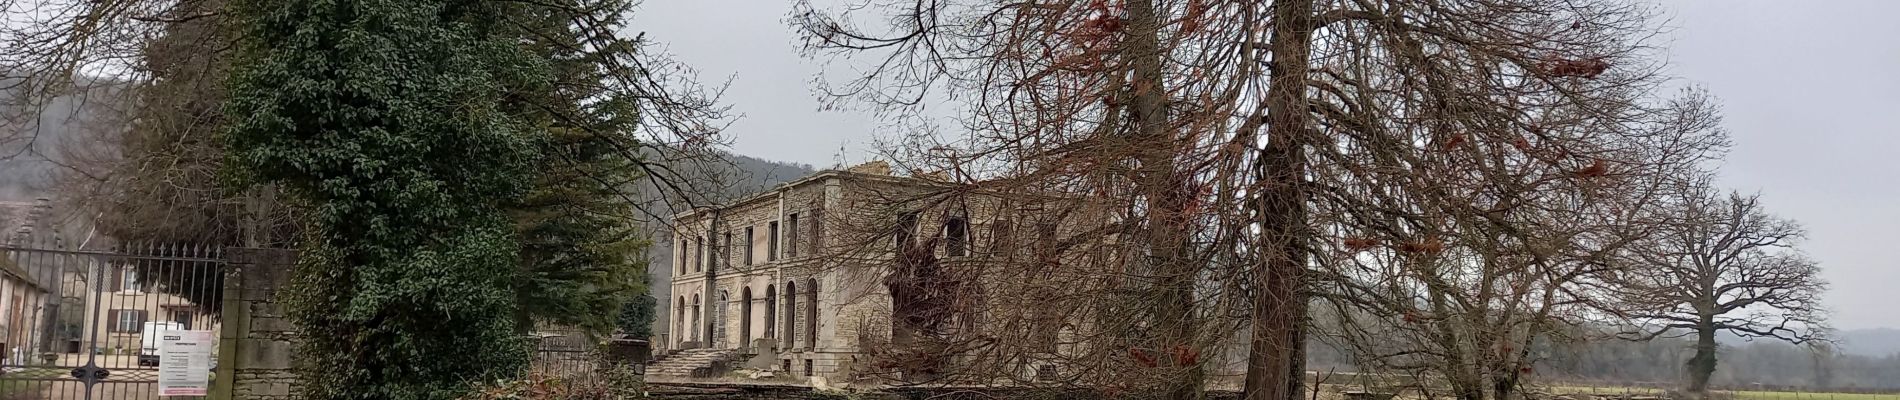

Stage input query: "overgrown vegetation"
[
  {"left": 463, "top": 367, "right": 646, "bottom": 400},
  {"left": 2, "top": 0, "right": 726, "bottom": 395},
  {"left": 618, "top": 294, "right": 658, "bottom": 339},
  {"left": 224, "top": 0, "right": 713, "bottom": 397},
  {"left": 224, "top": 0, "right": 548, "bottom": 397}
]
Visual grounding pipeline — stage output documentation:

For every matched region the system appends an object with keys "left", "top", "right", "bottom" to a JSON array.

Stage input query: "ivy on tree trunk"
[{"left": 224, "top": 0, "right": 547, "bottom": 398}]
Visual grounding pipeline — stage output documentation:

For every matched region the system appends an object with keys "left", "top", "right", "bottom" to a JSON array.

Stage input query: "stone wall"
[{"left": 215, "top": 248, "right": 299, "bottom": 400}]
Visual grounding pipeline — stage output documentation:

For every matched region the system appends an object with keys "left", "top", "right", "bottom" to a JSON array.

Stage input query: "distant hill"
[
  {"left": 1837, "top": 328, "right": 1900, "bottom": 357},
  {"left": 0, "top": 85, "right": 99, "bottom": 202},
  {"left": 1712, "top": 327, "right": 1900, "bottom": 357}
]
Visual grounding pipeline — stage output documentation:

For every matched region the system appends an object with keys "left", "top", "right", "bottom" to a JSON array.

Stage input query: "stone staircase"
[{"left": 647, "top": 348, "right": 741, "bottom": 378}]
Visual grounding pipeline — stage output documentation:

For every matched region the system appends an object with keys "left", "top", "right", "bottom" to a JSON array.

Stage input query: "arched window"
[
  {"left": 741, "top": 287, "right": 754, "bottom": 350},
  {"left": 783, "top": 280, "right": 797, "bottom": 349},
  {"left": 764, "top": 285, "right": 777, "bottom": 340},
  {"left": 716, "top": 290, "right": 730, "bottom": 349},
  {"left": 805, "top": 278, "right": 819, "bottom": 349},
  {"left": 690, "top": 293, "right": 702, "bottom": 342},
  {"left": 944, "top": 217, "right": 969, "bottom": 257},
  {"left": 675, "top": 296, "right": 686, "bottom": 346}
]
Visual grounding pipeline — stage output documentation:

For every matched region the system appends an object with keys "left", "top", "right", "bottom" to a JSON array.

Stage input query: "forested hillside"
[
  {"left": 0, "top": 81, "right": 94, "bottom": 201},
  {"left": 1839, "top": 328, "right": 1900, "bottom": 358}
]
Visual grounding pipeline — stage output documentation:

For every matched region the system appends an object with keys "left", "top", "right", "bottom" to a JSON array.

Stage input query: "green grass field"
[
  {"left": 1550, "top": 386, "right": 1899, "bottom": 400},
  {"left": 0, "top": 367, "right": 62, "bottom": 397},
  {"left": 1726, "top": 391, "right": 1898, "bottom": 400}
]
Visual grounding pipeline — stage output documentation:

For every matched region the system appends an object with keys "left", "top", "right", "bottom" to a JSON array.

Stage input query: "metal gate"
[{"left": 0, "top": 235, "right": 223, "bottom": 400}]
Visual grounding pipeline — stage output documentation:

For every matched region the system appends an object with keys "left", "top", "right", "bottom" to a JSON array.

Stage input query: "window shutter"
[
  {"left": 107, "top": 310, "right": 121, "bottom": 332},
  {"left": 135, "top": 311, "right": 148, "bottom": 332},
  {"left": 109, "top": 267, "right": 123, "bottom": 292}
]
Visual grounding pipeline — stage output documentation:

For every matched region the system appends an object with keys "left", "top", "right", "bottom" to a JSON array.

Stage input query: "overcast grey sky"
[{"left": 630, "top": 0, "right": 1900, "bottom": 329}]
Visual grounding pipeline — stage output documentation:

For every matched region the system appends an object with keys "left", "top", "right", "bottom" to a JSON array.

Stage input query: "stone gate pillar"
[{"left": 213, "top": 248, "right": 299, "bottom": 400}]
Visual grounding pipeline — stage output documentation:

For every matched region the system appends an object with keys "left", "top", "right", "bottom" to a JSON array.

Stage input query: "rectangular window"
[
  {"left": 744, "top": 227, "right": 755, "bottom": 265},
  {"left": 1031, "top": 323, "right": 1058, "bottom": 353},
  {"left": 111, "top": 266, "right": 142, "bottom": 293},
  {"left": 944, "top": 217, "right": 968, "bottom": 257},
  {"left": 895, "top": 212, "right": 919, "bottom": 249},
  {"left": 679, "top": 238, "right": 688, "bottom": 275},
  {"left": 1037, "top": 222, "right": 1057, "bottom": 253},
  {"left": 811, "top": 209, "right": 824, "bottom": 252},
  {"left": 695, "top": 237, "right": 705, "bottom": 273},
  {"left": 123, "top": 268, "right": 141, "bottom": 293},
  {"left": 171, "top": 310, "right": 194, "bottom": 330},
  {"left": 725, "top": 232, "right": 734, "bottom": 268},
  {"left": 108, "top": 310, "right": 146, "bottom": 333},
  {"left": 787, "top": 214, "right": 801, "bottom": 257},
  {"left": 991, "top": 218, "right": 1014, "bottom": 255},
  {"left": 767, "top": 222, "right": 780, "bottom": 261},
  {"left": 1036, "top": 221, "right": 1059, "bottom": 269}
]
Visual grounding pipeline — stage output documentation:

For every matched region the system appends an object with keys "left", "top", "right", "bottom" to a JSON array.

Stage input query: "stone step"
[{"left": 644, "top": 349, "right": 741, "bottom": 378}]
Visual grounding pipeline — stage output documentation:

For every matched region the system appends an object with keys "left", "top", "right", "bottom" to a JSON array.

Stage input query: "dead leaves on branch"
[
  {"left": 1338, "top": 236, "right": 1446, "bottom": 255},
  {"left": 1541, "top": 57, "right": 1612, "bottom": 79}
]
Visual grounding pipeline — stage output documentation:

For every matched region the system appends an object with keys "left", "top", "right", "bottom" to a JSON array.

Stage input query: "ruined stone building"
[
  {"left": 656, "top": 161, "right": 1263, "bottom": 387},
  {"left": 660, "top": 161, "right": 1106, "bottom": 382},
  {"left": 664, "top": 162, "right": 886, "bottom": 379}
]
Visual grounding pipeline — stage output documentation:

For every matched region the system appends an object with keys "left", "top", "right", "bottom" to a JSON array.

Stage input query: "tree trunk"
[
  {"left": 1456, "top": 384, "right": 1486, "bottom": 400},
  {"left": 1123, "top": 0, "right": 1203, "bottom": 397},
  {"left": 1493, "top": 370, "right": 1521, "bottom": 400},
  {"left": 1245, "top": 0, "right": 1315, "bottom": 399},
  {"left": 1686, "top": 321, "right": 1719, "bottom": 395}
]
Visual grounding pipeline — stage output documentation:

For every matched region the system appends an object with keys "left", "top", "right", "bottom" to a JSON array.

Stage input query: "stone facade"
[
  {"left": 667, "top": 167, "right": 851, "bottom": 378},
  {"left": 665, "top": 163, "right": 1054, "bottom": 382},
  {"left": 216, "top": 248, "right": 299, "bottom": 400}
]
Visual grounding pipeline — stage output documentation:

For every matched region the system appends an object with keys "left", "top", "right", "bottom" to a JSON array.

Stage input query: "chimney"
[
  {"left": 846, "top": 160, "right": 891, "bottom": 176},
  {"left": 915, "top": 170, "right": 950, "bottom": 182}
]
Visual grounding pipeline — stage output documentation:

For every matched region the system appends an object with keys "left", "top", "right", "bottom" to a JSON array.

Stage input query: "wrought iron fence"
[{"left": 0, "top": 237, "right": 223, "bottom": 400}]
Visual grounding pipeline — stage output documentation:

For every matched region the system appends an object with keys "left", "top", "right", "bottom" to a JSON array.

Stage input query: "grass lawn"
[
  {"left": 1550, "top": 386, "right": 1898, "bottom": 400},
  {"left": 1527, "top": 384, "right": 1900, "bottom": 400},
  {"left": 0, "top": 367, "right": 64, "bottom": 397},
  {"left": 1726, "top": 391, "right": 1898, "bottom": 400}
]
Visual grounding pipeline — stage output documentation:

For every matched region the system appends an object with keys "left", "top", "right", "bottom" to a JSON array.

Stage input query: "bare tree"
[
  {"left": 1616, "top": 177, "right": 1827, "bottom": 396},
  {"left": 793, "top": 1, "right": 1717, "bottom": 399},
  {"left": 794, "top": 0, "right": 1272, "bottom": 395}
]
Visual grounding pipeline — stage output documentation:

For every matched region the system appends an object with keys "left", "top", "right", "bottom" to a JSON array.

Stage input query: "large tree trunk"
[
  {"left": 1244, "top": 0, "right": 1316, "bottom": 399},
  {"left": 1493, "top": 370, "right": 1521, "bottom": 400},
  {"left": 1686, "top": 319, "right": 1719, "bottom": 395},
  {"left": 1123, "top": 0, "right": 1203, "bottom": 397}
]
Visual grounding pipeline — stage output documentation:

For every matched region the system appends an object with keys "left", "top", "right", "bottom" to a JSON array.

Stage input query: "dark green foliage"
[
  {"left": 223, "top": 0, "right": 548, "bottom": 398},
  {"left": 503, "top": 0, "right": 651, "bottom": 336},
  {"left": 512, "top": 128, "right": 648, "bottom": 335},
  {"left": 225, "top": 0, "right": 666, "bottom": 397},
  {"left": 617, "top": 294, "right": 656, "bottom": 339}
]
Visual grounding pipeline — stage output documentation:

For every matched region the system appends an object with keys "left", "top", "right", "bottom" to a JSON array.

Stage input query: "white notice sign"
[{"left": 157, "top": 330, "right": 214, "bottom": 397}]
